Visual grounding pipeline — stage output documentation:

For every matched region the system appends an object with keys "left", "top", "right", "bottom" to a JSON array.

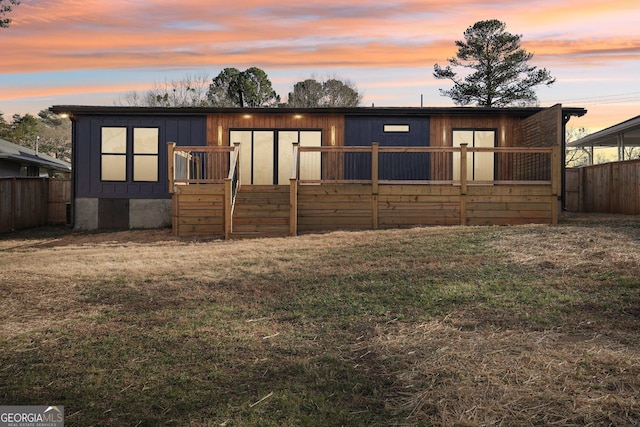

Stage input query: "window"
[
  {"left": 101, "top": 127, "right": 127, "bottom": 181},
  {"left": 452, "top": 129, "right": 496, "bottom": 181},
  {"left": 383, "top": 124, "right": 410, "bottom": 133},
  {"left": 133, "top": 128, "right": 159, "bottom": 182},
  {"left": 101, "top": 126, "right": 159, "bottom": 182},
  {"left": 230, "top": 129, "right": 322, "bottom": 185}
]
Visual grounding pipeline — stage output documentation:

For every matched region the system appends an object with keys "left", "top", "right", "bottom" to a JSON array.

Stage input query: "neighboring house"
[
  {"left": 50, "top": 104, "right": 585, "bottom": 237},
  {"left": 567, "top": 114, "right": 640, "bottom": 165},
  {"left": 565, "top": 115, "right": 640, "bottom": 215},
  {"left": 0, "top": 137, "right": 71, "bottom": 177}
]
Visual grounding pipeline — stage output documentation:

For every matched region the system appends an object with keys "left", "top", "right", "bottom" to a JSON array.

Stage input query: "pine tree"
[{"left": 433, "top": 20, "right": 555, "bottom": 107}]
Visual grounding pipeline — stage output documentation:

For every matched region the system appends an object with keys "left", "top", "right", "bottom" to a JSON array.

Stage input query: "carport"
[{"left": 567, "top": 115, "right": 640, "bottom": 164}]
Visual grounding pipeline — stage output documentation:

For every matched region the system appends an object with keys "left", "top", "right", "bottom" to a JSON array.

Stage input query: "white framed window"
[{"left": 383, "top": 124, "right": 410, "bottom": 133}]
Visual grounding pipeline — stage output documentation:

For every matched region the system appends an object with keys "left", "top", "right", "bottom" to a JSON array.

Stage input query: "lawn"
[{"left": 0, "top": 214, "right": 639, "bottom": 426}]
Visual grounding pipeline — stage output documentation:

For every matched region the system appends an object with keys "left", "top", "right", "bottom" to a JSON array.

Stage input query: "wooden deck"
[
  {"left": 172, "top": 182, "right": 558, "bottom": 238},
  {"left": 169, "top": 144, "right": 560, "bottom": 238}
]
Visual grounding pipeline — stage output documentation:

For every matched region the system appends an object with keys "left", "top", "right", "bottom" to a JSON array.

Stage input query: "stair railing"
[{"left": 224, "top": 142, "right": 240, "bottom": 239}]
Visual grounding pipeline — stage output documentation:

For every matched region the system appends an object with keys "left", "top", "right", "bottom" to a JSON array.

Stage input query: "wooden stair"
[{"left": 229, "top": 185, "right": 291, "bottom": 239}]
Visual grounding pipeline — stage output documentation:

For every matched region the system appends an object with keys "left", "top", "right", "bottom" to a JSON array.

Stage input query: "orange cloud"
[
  {"left": 1, "top": 0, "right": 639, "bottom": 126},
  {"left": 0, "top": 82, "right": 153, "bottom": 102},
  {"left": 3, "top": 0, "right": 638, "bottom": 75}
]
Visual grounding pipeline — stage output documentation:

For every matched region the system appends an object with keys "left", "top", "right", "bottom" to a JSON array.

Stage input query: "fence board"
[
  {"left": 48, "top": 179, "right": 71, "bottom": 224},
  {"left": 566, "top": 160, "right": 640, "bottom": 214},
  {"left": 0, "top": 178, "right": 70, "bottom": 233}
]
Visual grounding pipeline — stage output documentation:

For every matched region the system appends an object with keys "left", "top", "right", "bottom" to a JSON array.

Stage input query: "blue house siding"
[
  {"left": 344, "top": 116, "right": 430, "bottom": 180},
  {"left": 74, "top": 115, "right": 206, "bottom": 199}
]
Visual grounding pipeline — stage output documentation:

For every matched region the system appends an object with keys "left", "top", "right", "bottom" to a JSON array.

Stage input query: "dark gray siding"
[
  {"left": 74, "top": 115, "right": 206, "bottom": 199},
  {"left": 0, "top": 159, "right": 21, "bottom": 177},
  {"left": 344, "top": 115, "right": 430, "bottom": 180}
]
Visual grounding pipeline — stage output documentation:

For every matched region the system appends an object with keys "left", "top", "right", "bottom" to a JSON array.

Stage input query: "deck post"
[
  {"left": 460, "top": 143, "right": 468, "bottom": 225},
  {"left": 551, "top": 145, "right": 560, "bottom": 196},
  {"left": 371, "top": 143, "right": 379, "bottom": 195},
  {"left": 167, "top": 142, "right": 176, "bottom": 194},
  {"left": 460, "top": 143, "right": 468, "bottom": 195},
  {"left": 290, "top": 142, "right": 299, "bottom": 236},
  {"left": 551, "top": 145, "right": 561, "bottom": 224},
  {"left": 371, "top": 143, "right": 379, "bottom": 229},
  {"left": 290, "top": 179, "right": 298, "bottom": 236}
]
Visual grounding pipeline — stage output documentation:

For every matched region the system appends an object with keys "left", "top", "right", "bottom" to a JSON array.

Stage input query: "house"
[
  {"left": 0, "top": 138, "right": 72, "bottom": 232},
  {"left": 567, "top": 114, "right": 640, "bottom": 165},
  {"left": 50, "top": 104, "right": 586, "bottom": 237},
  {"left": 565, "top": 115, "right": 640, "bottom": 214},
  {"left": 0, "top": 137, "right": 71, "bottom": 177}
]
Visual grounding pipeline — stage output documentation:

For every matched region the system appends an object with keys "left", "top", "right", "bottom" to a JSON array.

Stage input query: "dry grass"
[
  {"left": 0, "top": 213, "right": 639, "bottom": 426},
  {"left": 369, "top": 318, "right": 639, "bottom": 426}
]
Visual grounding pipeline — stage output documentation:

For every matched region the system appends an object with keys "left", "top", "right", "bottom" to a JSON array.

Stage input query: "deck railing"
[
  {"left": 167, "top": 143, "right": 235, "bottom": 192},
  {"left": 296, "top": 144, "right": 560, "bottom": 193},
  {"left": 224, "top": 143, "right": 240, "bottom": 239}
]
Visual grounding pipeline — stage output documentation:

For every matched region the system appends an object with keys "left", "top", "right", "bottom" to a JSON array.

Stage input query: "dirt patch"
[{"left": 0, "top": 227, "right": 185, "bottom": 251}]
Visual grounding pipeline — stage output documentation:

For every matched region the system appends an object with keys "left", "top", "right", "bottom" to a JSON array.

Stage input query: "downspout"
[
  {"left": 70, "top": 115, "right": 77, "bottom": 228},
  {"left": 561, "top": 112, "right": 573, "bottom": 211}
]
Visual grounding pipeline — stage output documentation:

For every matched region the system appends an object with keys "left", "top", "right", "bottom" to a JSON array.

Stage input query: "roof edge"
[{"left": 51, "top": 105, "right": 586, "bottom": 117}]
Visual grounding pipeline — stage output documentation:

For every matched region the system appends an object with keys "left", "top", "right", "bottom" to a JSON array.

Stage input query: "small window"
[
  {"left": 133, "top": 128, "right": 159, "bottom": 182},
  {"left": 101, "top": 127, "right": 127, "bottom": 181},
  {"left": 384, "top": 124, "right": 410, "bottom": 133}
]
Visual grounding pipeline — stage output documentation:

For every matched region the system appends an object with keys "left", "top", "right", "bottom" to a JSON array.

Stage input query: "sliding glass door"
[{"left": 230, "top": 130, "right": 321, "bottom": 185}]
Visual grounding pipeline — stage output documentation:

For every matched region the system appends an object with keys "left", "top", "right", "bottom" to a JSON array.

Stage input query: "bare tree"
[
  {"left": 565, "top": 127, "right": 590, "bottom": 167},
  {"left": 624, "top": 146, "right": 640, "bottom": 160},
  {"left": 119, "top": 73, "right": 211, "bottom": 107},
  {"left": 0, "top": 0, "right": 20, "bottom": 28}
]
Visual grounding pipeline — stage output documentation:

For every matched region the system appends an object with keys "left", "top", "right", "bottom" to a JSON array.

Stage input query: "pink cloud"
[{"left": 1, "top": 0, "right": 639, "bottom": 128}]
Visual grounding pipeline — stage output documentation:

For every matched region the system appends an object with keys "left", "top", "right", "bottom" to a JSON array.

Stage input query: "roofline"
[
  {"left": 0, "top": 153, "right": 72, "bottom": 171},
  {"left": 0, "top": 138, "right": 72, "bottom": 172},
  {"left": 51, "top": 104, "right": 587, "bottom": 118},
  {"left": 567, "top": 114, "right": 640, "bottom": 147}
]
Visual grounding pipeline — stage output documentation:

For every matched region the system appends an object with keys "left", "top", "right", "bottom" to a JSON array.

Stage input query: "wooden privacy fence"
[
  {"left": 0, "top": 178, "right": 71, "bottom": 233},
  {"left": 566, "top": 160, "right": 640, "bottom": 214}
]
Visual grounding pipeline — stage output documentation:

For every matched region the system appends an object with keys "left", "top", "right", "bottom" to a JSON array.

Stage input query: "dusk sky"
[{"left": 1, "top": 0, "right": 639, "bottom": 132}]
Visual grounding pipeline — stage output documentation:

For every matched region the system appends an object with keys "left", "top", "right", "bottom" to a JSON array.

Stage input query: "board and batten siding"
[
  {"left": 74, "top": 115, "right": 206, "bottom": 199},
  {"left": 344, "top": 116, "right": 431, "bottom": 180}
]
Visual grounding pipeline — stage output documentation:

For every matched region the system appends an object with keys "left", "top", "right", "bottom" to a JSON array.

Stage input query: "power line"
[{"left": 547, "top": 91, "right": 640, "bottom": 105}]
